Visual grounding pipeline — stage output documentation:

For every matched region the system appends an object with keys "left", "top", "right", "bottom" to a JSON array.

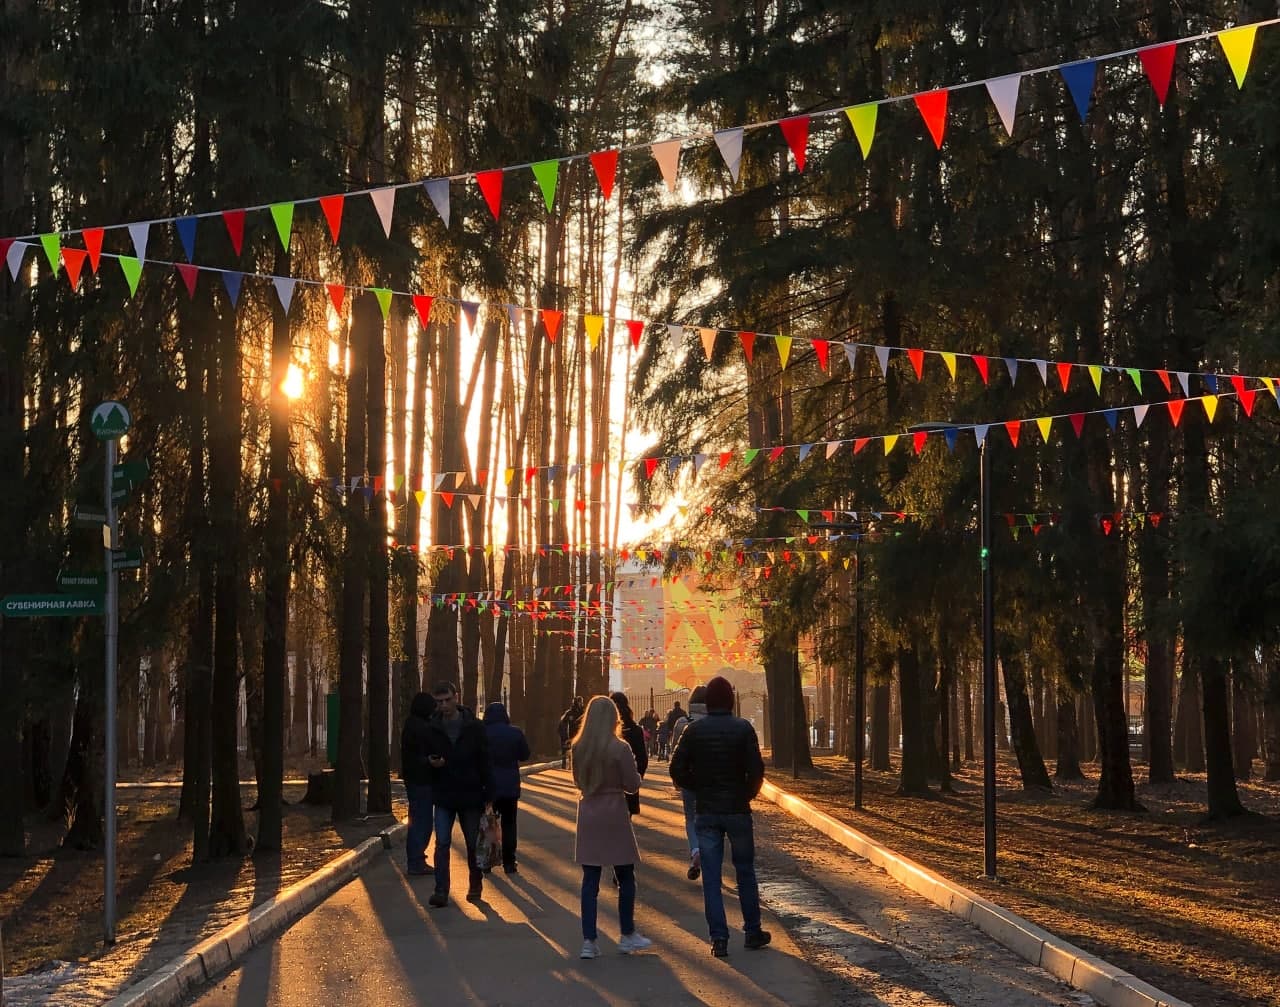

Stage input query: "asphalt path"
[{"left": 186, "top": 769, "right": 1093, "bottom": 1007}]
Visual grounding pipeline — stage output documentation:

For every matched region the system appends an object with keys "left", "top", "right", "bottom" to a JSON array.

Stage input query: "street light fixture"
[{"left": 909, "top": 422, "right": 997, "bottom": 881}]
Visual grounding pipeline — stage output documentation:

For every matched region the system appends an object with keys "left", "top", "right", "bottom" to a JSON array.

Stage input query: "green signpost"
[
  {"left": 111, "top": 547, "right": 142, "bottom": 570},
  {"left": 72, "top": 505, "right": 107, "bottom": 527},
  {"left": 1, "top": 593, "right": 104, "bottom": 617}
]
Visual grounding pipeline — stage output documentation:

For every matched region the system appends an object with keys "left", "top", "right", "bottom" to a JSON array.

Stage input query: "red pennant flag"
[
  {"left": 626, "top": 319, "right": 645, "bottom": 348},
  {"left": 912, "top": 430, "right": 928, "bottom": 454},
  {"left": 643, "top": 458, "right": 659, "bottom": 480},
  {"left": 973, "top": 354, "right": 990, "bottom": 384},
  {"left": 327, "top": 284, "right": 345, "bottom": 314},
  {"left": 83, "top": 228, "right": 104, "bottom": 272},
  {"left": 1156, "top": 369, "right": 1172, "bottom": 392},
  {"left": 590, "top": 150, "right": 619, "bottom": 200},
  {"left": 718, "top": 452, "right": 733, "bottom": 469},
  {"left": 1150, "top": 512, "right": 1163, "bottom": 528},
  {"left": 1069, "top": 412, "right": 1086, "bottom": 437},
  {"left": 372, "top": 475, "right": 384, "bottom": 493},
  {"left": 768, "top": 446, "right": 785, "bottom": 462},
  {"left": 175, "top": 263, "right": 199, "bottom": 299},
  {"left": 476, "top": 169, "right": 504, "bottom": 220},
  {"left": 811, "top": 339, "right": 830, "bottom": 371},
  {"left": 319, "top": 194, "right": 344, "bottom": 243},
  {"left": 412, "top": 294, "right": 433, "bottom": 328},
  {"left": 541, "top": 308, "right": 563, "bottom": 343},
  {"left": 1239, "top": 388, "right": 1257, "bottom": 417},
  {"left": 739, "top": 330, "right": 756, "bottom": 363},
  {"left": 525, "top": 466, "right": 537, "bottom": 483},
  {"left": 441, "top": 492, "right": 455, "bottom": 508},
  {"left": 1139, "top": 43, "right": 1176, "bottom": 107},
  {"left": 914, "top": 89, "right": 949, "bottom": 149},
  {"left": 575, "top": 498, "right": 586, "bottom": 512},
  {"left": 1057, "top": 361, "right": 1073, "bottom": 391},
  {"left": 1167, "top": 399, "right": 1185, "bottom": 426},
  {"left": 0, "top": 238, "right": 12, "bottom": 268},
  {"left": 853, "top": 437, "right": 869, "bottom": 454},
  {"left": 61, "top": 248, "right": 88, "bottom": 290},
  {"left": 778, "top": 115, "right": 810, "bottom": 172},
  {"left": 1005, "top": 420, "right": 1022, "bottom": 447},
  {"left": 222, "top": 209, "right": 246, "bottom": 255},
  {"left": 1101, "top": 517, "right": 1113, "bottom": 536},
  {"left": 907, "top": 347, "right": 924, "bottom": 379},
  {"left": 476, "top": 469, "right": 487, "bottom": 485}
]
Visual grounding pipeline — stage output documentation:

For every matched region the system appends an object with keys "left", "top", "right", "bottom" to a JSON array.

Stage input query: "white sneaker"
[
  {"left": 619, "top": 932, "right": 653, "bottom": 953},
  {"left": 579, "top": 939, "right": 600, "bottom": 959}
]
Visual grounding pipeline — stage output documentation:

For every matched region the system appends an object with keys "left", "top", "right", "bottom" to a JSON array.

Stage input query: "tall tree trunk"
[
  {"left": 1264, "top": 651, "right": 1280, "bottom": 782},
  {"left": 999, "top": 648, "right": 1052, "bottom": 790},
  {"left": 895, "top": 647, "right": 930, "bottom": 795},
  {"left": 1202, "top": 656, "right": 1245, "bottom": 819},
  {"left": 1055, "top": 686, "right": 1084, "bottom": 780},
  {"left": 1231, "top": 660, "right": 1255, "bottom": 782},
  {"left": 367, "top": 300, "right": 391, "bottom": 815},
  {"left": 871, "top": 676, "right": 891, "bottom": 771}
]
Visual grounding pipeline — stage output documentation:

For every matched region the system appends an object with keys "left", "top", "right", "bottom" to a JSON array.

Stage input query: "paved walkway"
[{"left": 184, "top": 770, "right": 1092, "bottom": 1006}]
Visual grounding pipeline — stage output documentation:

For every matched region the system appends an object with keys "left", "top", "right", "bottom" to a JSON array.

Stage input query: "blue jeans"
[
  {"left": 433, "top": 805, "right": 483, "bottom": 895},
  {"left": 406, "top": 783, "right": 434, "bottom": 872},
  {"left": 695, "top": 812, "right": 762, "bottom": 941},
  {"left": 681, "top": 789, "right": 698, "bottom": 854},
  {"left": 580, "top": 864, "right": 635, "bottom": 940}
]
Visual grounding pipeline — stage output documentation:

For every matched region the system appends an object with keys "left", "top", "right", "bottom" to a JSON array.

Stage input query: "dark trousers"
[
  {"left": 493, "top": 796, "right": 519, "bottom": 868},
  {"left": 433, "top": 805, "right": 483, "bottom": 895},
  {"left": 406, "top": 783, "right": 434, "bottom": 871}
]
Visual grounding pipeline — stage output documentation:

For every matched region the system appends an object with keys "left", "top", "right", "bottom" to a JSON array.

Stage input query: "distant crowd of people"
[{"left": 400, "top": 677, "right": 769, "bottom": 960}]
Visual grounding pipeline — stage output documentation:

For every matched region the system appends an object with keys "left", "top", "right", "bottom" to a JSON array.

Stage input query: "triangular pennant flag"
[
  {"left": 1218, "top": 25, "right": 1257, "bottom": 89},
  {"left": 125, "top": 222, "right": 149, "bottom": 263},
  {"left": 476, "top": 170, "right": 504, "bottom": 220},
  {"left": 843, "top": 342, "right": 857, "bottom": 370},
  {"left": 667, "top": 323, "right": 684, "bottom": 356},
  {"left": 119, "top": 255, "right": 143, "bottom": 297},
  {"left": 1203, "top": 373, "right": 1218, "bottom": 395},
  {"left": 778, "top": 115, "right": 809, "bottom": 172},
  {"left": 531, "top": 160, "right": 559, "bottom": 212},
  {"left": 459, "top": 300, "right": 479, "bottom": 332},
  {"left": 585, "top": 314, "right": 604, "bottom": 351},
  {"left": 1004, "top": 357, "right": 1019, "bottom": 383},
  {"left": 319, "top": 194, "right": 344, "bottom": 243},
  {"left": 1176, "top": 371, "right": 1190, "bottom": 396},
  {"left": 589, "top": 150, "right": 619, "bottom": 200},
  {"left": 1139, "top": 44, "right": 1177, "bottom": 107},
  {"left": 175, "top": 262, "right": 198, "bottom": 299},
  {"left": 941, "top": 352, "right": 957, "bottom": 379},
  {"left": 1034, "top": 359, "right": 1049, "bottom": 385},
  {"left": 61, "top": 247, "right": 87, "bottom": 290},
  {"left": 853, "top": 438, "right": 870, "bottom": 454},
  {"left": 914, "top": 89, "right": 949, "bottom": 149},
  {"left": 1167, "top": 399, "right": 1185, "bottom": 426},
  {"left": 912, "top": 430, "right": 928, "bottom": 455},
  {"left": 973, "top": 354, "right": 990, "bottom": 384},
  {"left": 40, "top": 233, "right": 60, "bottom": 274},
  {"left": 739, "top": 330, "right": 756, "bottom": 363},
  {"left": 1057, "top": 361, "right": 1073, "bottom": 391},
  {"left": 414, "top": 490, "right": 426, "bottom": 507},
  {"left": 370, "top": 187, "right": 396, "bottom": 237},
  {"left": 1069, "top": 412, "right": 1086, "bottom": 438},
  {"left": 627, "top": 319, "right": 645, "bottom": 349},
  {"left": 1005, "top": 420, "right": 1022, "bottom": 447},
  {"left": 1036, "top": 416, "right": 1053, "bottom": 442},
  {"left": 424, "top": 178, "right": 451, "bottom": 227},
  {"left": 222, "top": 209, "right": 245, "bottom": 255},
  {"left": 644, "top": 458, "right": 660, "bottom": 480},
  {"left": 1088, "top": 364, "right": 1103, "bottom": 394},
  {"left": 1239, "top": 387, "right": 1257, "bottom": 417},
  {"left": 270, "top": 202, "right": 294, "bottom": 251},
  {"left": 714, "top": 128, "right": 743, "bottom": 183},
  {"left": 700, "top": 327, "right": 717, "bottom": 360},
  {"left": 1125, "top": 368, "right": 1141, "bottom": 392},
  {"left": 1202, "top": 395, "right": 1218, "bottom": 423},
  {"left": 845, "top": 103, "right": 879, "bottom": 160},
  {"left": 175, "top": 216, "right": 197, "bottom": 261},
  {"left": 372, "top": 287, "right": 392, "bottom": 319},
  {"left": 1060, "top": 60, "right": 1098, "bottom": 123},
  {"left": 985, "top": 73, "right": 1022, "bottom": 136},
  {"left": 273, "top": 276, "right": 297, "bottom": 314},
  {"left": 775, "top": 335, "right": 792, "bottom": 369},
  {"left": 222, "top": 270, "right": 243, "bottom": 306},
  {"left": 83, "top": 228, "right": 103, "bottom": 272},
  {"left": 1263, "top": 377, "right": 1278, "bottom": 401},
  {"left": 327, "top": 284, "right": 346, "bottom": 314},
  {"left": 1134, "top": 403, "right": 1150, "bottom": 427},
  {"left": 824, "top": 441, "right": 841, "bottom": 459},
  {"left": 1155, "top": 369, "right": 1172, "bottom": 392},
  {"left": 767, "top": 446, "right": 785, "bottom": 463},
  {"left": 541, "top": 308, "right": 563, "bottom": 343},
  {"left": 411, "top": 294, "right": 433, "bottom": 329},
  {"left": 651, "top": 139, "right": 681, "bottom": 192},
  {"left": 743, "top": 448, "right": 760, "bottom": 465},
  {"left": 505, "top": 304, "right": 521, "bottom": 332},
  {"left": 812, "top": 339, "right": 829, "bottom": 371},
  {"left": 441, "top": 492, "right": 455, "bottom": 508},
  {"left": 883, "top": 434, "right": 899, "bottom": 455},
  {"left": 875, "top": 345, "right": 890, "bottom": 376},
  {"left": 973, "top": 424, "right": 990, "bottom": 448},
  {"left": 1103, "top": 409, "right": 1119, "bottom": 430},
  {"left": 944, "top": 428, "right": 958, "bottom": 453}
]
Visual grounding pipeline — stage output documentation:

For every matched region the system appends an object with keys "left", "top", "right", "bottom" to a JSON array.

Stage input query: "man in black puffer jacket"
[
  {"left": 400, "top": 692, "right": 437, "bottom": 876},
  {"left": 669, "top": 675, "right": 769, "bottom": 959}
]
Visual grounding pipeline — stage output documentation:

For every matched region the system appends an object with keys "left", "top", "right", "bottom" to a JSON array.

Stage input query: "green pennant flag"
[
  {"left": 531, "top": 160, "right": 559, "bottom": 212},
  {"left": 40, "top": 233, "right": 61, "bottom": 274},
  {"left": 119, "top": 256, "right": 143, "bottom": 296},
  {"left": 845, "top": 103, "right": 878, "bottom": 159},
  {"left": 796, "top": 509, "right": 809, "bottom": 523},
  {"left": 1126, "top": 368, "right": 1142, "bottom": 392},
  {"left": 270, "top": 202, "right": 294, "bottom": 251},
  {"left": 551, "top": 498, "right": 561, "bottom": 513},
  {"left": 372, "top": 287, "right": 392, "bottom": 319},
  {"left": 743, "top": 448, "right": 760, "bottom": 465}
]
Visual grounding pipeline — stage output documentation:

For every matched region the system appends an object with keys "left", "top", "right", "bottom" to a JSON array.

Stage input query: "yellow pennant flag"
[
  {"left": 775, "top": 334, "right": 792, "bottom": 370},
  {"left": 883, "top": 434, "right": 899, "bottom": 455},
  {"left": 700, "top": 327, "right": 717, "bottom": 360},
  {"left": 414, "top": 490, "right": 426, "bottom": 506},
  {"left": 584, "top": 314, "right": 604, "bottom": 350},
  {"left": 1036, "top": 416, "right": 1053, "bottom": 442},
  {"left": 820, "top": 550, "right": 829, "bottom": 562},
  {"left": 941, "top": 352, "right": 957, "bottom": 379},
  {"left": 504, "top": 468, "right": 515, "bottom": 485},
  {"left": 843, "top": 557, "right": 851, "bottom": 569},
  {"left": 1202, "top": 394, "right": 1219, "bottom": 423},
  {"left": 1218, "top": 25, "right": 1257, "bottom": 89},
  {"left": 1089, "top": 364, "right": 1103, "bottom": 394},
  {"left": 1262, "top": 376, "right": 1278, "bottom": 400},
  {"left": 845, "top": 103, "right": 878, "bottom": 159}
]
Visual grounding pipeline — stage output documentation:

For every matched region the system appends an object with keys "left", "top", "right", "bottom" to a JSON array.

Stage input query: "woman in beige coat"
[{"left": 572, "top": 695, "right": 653, "bottom": 959}]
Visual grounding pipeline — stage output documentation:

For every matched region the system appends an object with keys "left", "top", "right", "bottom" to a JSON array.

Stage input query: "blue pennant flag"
[
  {"left": 175, "top": 216, "right": 198, "bottom": 262},
  {"left": 1003, "top": 357, "right": 1019, "bottom": 384},
  {"left": 1202, "top": 373, "right": 1217, "bottom": 394},
  {"left": 944, "top": 428, "right": 958, "bottom": 453},
  {"left": 1060, "top": 60, "right": 1098, "bottom": 123},
  {"left": 1103, "top": 409, "right": 1119, "bottom": 430},
  {"left": 222, "top": 270, "right": 243, "bottom": 306}
]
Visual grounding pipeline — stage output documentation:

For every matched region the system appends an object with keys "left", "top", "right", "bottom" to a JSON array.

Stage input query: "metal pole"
[
  {"left": 854, "top": 539, "right": 865, "bottom": 810},
  {"left": 979, "top": 437, "right": 997, "bottom": 881},
  {"left": 104, "top": 438, "right": 119, "bottom": 943}
]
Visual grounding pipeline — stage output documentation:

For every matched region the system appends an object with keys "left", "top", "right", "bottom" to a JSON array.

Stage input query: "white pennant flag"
[
  {"left": 825, "top": 440, "right": 842, "bottom": 459},
  {"left": 128, "top": 222, "right": 150, "bottom": 262},
  {"left": 843, "top": 343, "right": 858, "bottom": 370},
  {"left": 875, "top": 345, "right": 891, "bottom": 376},
  {"left": 6, "top": 241, "right": 29, "bottom": 280},
  {"left": 973, "top": 424, "right": 990, "bottom": 448},
  {"left": 985, "top": 73, "right": 1022, "bottom": 136},
  {"left": 370, "top": 187, "right": 396, "bottom": 237},
  {"left": 424, "top": 178, "right": 451, "bottom": 228},
  {"left": 1175, "top": 371, "right": 1190, "bottom": 396},
  {"left": 1034, "top": 359, "right": 1049, "bottom": 385},
  {"left": 651, "top": 139, "right": 682, "bottom": 192},
  {"left": 433, "top": 472, "right": 449, "bottom": 490},
  {"left": 273, "top": 276, "right": 297, "bottom": 314},
  {"left": 714, "top": 128, "right": 744, "bottom": 183},
  {"left": 1134, "top": 404, "right": 1150, "bottom": 428},
  {"left": 667, "top": 323, "right": 684, "bottom": 356},
  {"left": 692, "top": 453, "right": 708, "bottom": 475}
]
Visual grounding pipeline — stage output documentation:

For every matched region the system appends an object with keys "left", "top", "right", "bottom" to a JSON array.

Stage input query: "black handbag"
[{"left": 625, "top": 791, "right": 640, "bottom": 816}]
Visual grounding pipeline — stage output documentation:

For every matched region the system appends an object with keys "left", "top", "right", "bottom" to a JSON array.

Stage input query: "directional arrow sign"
[
  {"left": 58, "top": 572, "right": 105, "bottom": 590},
  {"left": 111, "top": 547, "right": 142, "bottom": 570},
  {"left": 91, "top": 401, "right": 131, "bottom": 442},
  {"left": 73, "top": 505, "right": 107, "bottom": 527},
  {"left": 111, "top": 460, "right": 149, "bottom": 504},
  {"left": 2, "top": 593, "right": 104, "bottom": 617}
]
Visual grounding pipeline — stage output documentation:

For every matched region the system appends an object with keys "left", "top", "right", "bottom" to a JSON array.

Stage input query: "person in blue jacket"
[{"left": 483, "top": 701, "right": 531, "bottom": 874}]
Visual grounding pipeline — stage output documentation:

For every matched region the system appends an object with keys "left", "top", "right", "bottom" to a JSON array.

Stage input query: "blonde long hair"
[{"left": 571, "top": 695, "right": 622, "bottom": 796}]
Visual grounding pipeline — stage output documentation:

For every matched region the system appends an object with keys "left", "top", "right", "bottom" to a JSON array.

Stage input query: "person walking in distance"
[
  {"left": 640, "top": 708, "right": 659, "bottom": 757},
  {"left": 672, "top": 685, "right": 707, "bottom": 881},
  {"left": 558, "top": 696, "right": 585, "bottom": 769},
  {"left": 572, "top": 696, "right": 653, "bottom": 959},
  {"left": 400, "top": 691, "right": 437, "bottom": 876},
  {"left": 482, "top": 701, "right": 531, "bottom": 874},
  {"left": 670, "top": 676, "right": 770, "bottom": 958},
  {"left": 611, "top": 692, "right": 649, "bottom": 783},
  {"left": 425, "top": 682, "right": 491, "bottom": 908}
]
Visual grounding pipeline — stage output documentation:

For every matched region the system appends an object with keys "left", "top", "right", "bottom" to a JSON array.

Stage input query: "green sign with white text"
[{"left": 2, "top": 594, "right": 104, "bottom": 617}]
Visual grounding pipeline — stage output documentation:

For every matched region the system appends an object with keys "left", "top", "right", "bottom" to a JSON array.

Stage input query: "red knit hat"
[{"left": 705, "top": 675, "right": 735, "bottom": 711}]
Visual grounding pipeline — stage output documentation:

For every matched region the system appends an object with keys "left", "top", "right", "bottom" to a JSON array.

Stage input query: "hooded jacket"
[
  {"left": 483, "top": 702, "right": 531, "bottom": 801},
  {"left": 425, "top": 705, "right": 491, "bottom": 810},
  {"left": 400, "top": 692, "right": 437, "bottom": 786}
]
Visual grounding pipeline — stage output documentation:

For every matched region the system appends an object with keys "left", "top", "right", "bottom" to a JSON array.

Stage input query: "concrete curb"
[
  {"left": 759, "top": 780, "right": 1192, "bottom": 1007},
  {"left": 105, "top": 761, "right": 559, "bottom": 1007}
]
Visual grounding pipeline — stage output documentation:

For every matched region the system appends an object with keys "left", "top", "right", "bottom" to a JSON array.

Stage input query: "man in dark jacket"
[
  {"left": 669, "top": 676, "right": 769, "bottom": 958},
  {"left": 557, "top": 696, "right": 584, "bottom": 768},
  {"left": 482, "top": 702, "right": 530, "bottom": 874},
  {"left": 400, "top": 692, "right": 437, "bottom": 876},
  {"left": 425, "top": 682, "right": 491, "bottom": 907}
]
